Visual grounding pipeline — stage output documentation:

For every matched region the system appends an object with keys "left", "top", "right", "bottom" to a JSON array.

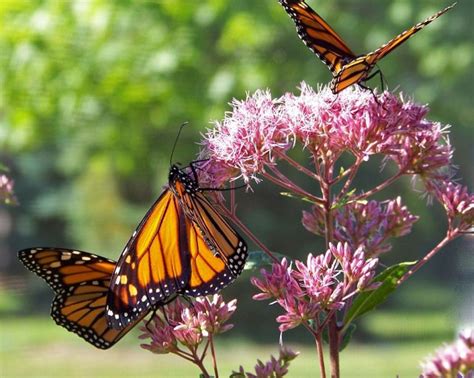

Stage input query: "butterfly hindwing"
[{"left": 18, "top": 248, "right": 145, "bottom": 349}]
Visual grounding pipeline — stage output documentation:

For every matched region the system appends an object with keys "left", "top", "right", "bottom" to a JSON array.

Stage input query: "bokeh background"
[{"left": 1, "top": 0, "right": 472, "bottom": 376}]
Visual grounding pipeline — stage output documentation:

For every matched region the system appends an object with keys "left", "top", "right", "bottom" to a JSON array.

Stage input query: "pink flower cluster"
[
  {"left": 251, "top": 242, "right": 379, "bottom": 332},
  {"left": 233, "top": 346, "right": 299, "bottom": 378},
  {"left": 139, "top": 295, "right": 237, "bottom": 354},
  {"left": 303, "top": 197, "right": 419, "bottom": 257},
  {"left": 0, "top": 173, "right": 17, "bottom": 205},
  {"left": 200, "top": 83, "right": 453, "bottom": 185},
  {"left": 429, "top": 180, "right": 474, "bottom": 232},
  {"left": 421, "top": 329, "right": 474, "bottom": 377}
]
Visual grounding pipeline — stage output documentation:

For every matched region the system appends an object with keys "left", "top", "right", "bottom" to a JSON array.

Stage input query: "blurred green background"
[{"left": 1, "top": 0, "right": 472, "bottom": 376}]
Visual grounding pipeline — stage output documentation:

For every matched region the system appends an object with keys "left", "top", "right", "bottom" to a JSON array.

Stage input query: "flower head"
[
  {"left": 140, "top": 295, "right": 237, "bottom": 353},
  {"left": 421, "top": 329, "right": 474, "bottom": 377},
  {"left": 200, "top": 83, "right": 452, "bottom": 185},
  {"left": 252, "top": 243, "right": 379, "bottom": 334},
  {"left": 202, "top": 89, "right": 290, "bottom": 183},
  {"left": 194, "top": 294, "right": 237, "bottom": 335},
  {"left": 329, "top": 197, "right": 418, "bottom": 257},
  {"left": 429, "top": 180, "right": 474, "bottom": 232},
  {"left": 233, "top": 346, "right": 299, "bottom": 378}
]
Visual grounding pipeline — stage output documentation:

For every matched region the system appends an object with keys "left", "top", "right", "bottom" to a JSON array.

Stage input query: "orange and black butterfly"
[
  {"left": 18, "top": 163, "right": 248, "bottom": 346},
  {"left": 18, "top": 248, "right": 146, "bottom": 349},
  {"left": 105, "top": 164, "right": 248, "bottom": 330},
  {"left": 278, "top": 0, "right": 456, "bottom": 93}
]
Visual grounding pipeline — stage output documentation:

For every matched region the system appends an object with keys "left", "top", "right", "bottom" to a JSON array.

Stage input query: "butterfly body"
[{"left": 279, "top": 0, "right": 456, "bottom": 93}]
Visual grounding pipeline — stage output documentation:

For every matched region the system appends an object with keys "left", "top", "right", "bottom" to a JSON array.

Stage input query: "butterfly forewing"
[
  {"left": 106, "top": 189, "right": 190, "bottom": 330},
  {"left": 279, "top": 0, "right": 356, "bottom": 73}
]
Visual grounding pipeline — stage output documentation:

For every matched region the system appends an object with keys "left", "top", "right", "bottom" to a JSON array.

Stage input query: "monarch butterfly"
[
  {"left": 18, "top": 248, "right": 147, "bottom": 349},
  {"left": 104, "top": 163, "right": 248, "bottom": 330},
  {"left": 279, "top": 0, "right": 456, "bottom": 93},
  {"left": 18, "top": 162, "right": 248, "bottom": 344}
]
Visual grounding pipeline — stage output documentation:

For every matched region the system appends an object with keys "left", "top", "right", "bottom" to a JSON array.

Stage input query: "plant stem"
[
  {"left": 190, "top": 347, "right": 211, "bottom": 378},
  {"left": 397, "top": 230, "right": 458, "bottom": 286},
  {"left": 219, "top": 205, "right": 279, "bottom": 263},
  {"left": 304, "top": 322, "right": 327, "bottom": 378},
  {"left": 209, "top": 335, "right": 219, "bottom": 378},
  {"left": 328, "top": 317, "right": 340, "bottom": 378},
  {"left": 320, "top": 159, "right": 339, "bottom": 377},
  {"left": 263, "top": 170, "right": 322, "bottom": 204},
  {"left": 276, "top": 150, "right": 322, "bottom": 181},
  {"left": 352, "top": 171, "right": 403, "bottom": 202}
]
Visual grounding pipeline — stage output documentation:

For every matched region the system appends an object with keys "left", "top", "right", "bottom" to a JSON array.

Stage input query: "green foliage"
[{"left": 343, "top": 261, "right": 416, "bottom": 329}]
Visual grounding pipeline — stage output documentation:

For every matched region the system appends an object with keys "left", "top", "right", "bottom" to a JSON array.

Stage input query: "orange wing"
[
  {"left": 18, "top": 248, "right": 145, "bottom": 349},
  {"left": 279, "top": 0, "right": 355, "bottom": 73},
  {"left": 331, "top": 3, "right": 456, "bottom": 93},
  {"left": 279, "top": 0, "right": 455, "bottom": 93},
  {"left": 106, "top": 189, "right": 190, "bottom": 330}
]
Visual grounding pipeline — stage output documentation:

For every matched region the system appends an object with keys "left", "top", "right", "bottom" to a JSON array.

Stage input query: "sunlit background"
[{"left": 1, "top": 0, "right": 472, "bottom": 376}]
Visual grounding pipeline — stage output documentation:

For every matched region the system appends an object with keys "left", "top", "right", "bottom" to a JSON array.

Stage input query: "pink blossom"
[
  {"left": 329, "top": 243, "right": 379, "bottom": 290},
  {"left": 0, "top": 173, "right": 17, "bottom": 205},
  {"left": 429, "top": 180, "right": 474, "bottom": 232},
  {"left": 194, "top": 294, "right": 237, "bottom": 335},
  {"left": 173, "top": 307, "right": 204, "bottom": 347},
  {"left": 200, "top": 83, "right": 451, "bottom": 184},
  {"left": 139, "top": 316, "right": 177, "bottom": 354},
  {"left": 202, "top": 89, "right": 291, "bottom": 183},
  {"left": 140, "top": 295, "right": 237, "bottom": 353},
  {"left": 421, "top": 329, "right": 474, "bottom": 377},
  {"left": 251, "top": 244, "right": 379, "bottom": 334},
  {"left": 233, "top": 346, "right": 299, "bottom": 378},
  {"left": 250, "top": 258, "right": 302, "bottom": 301},
  {"left": 329, "top": 197, "right": 418, "bottom": 257}
]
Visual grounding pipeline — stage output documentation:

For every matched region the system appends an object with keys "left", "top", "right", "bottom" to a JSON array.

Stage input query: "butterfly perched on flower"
[
  {"left": 278, "top": 0, "right": 456, "bottom": 93},
  {"left": 105, "top": 163, "right": 248, "bottom": 330},
  {"left": 18, "top": 162, "right": 248, "bottom": 347}
]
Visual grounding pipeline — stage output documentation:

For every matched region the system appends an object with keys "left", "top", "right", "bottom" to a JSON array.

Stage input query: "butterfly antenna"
[{"left": 170, "top": 122, "right": 189, "bottom": 166}]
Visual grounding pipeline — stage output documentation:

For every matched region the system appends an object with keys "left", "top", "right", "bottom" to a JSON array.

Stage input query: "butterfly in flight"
[
  {"left": 278, "top": 0, "right": 456, "bottom": 93},
  {"left": 18, "top": 248, "right": 147, "bottom": 349},
  {"left": 18, "top": 162, "right": 248, "bottom": 345}
]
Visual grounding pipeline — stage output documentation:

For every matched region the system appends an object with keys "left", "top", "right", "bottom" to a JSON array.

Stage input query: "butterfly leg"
[
  {"left": 145, "top": 306, "right": 159, "bottom": 333},
  {"left": 358, "top": 83, "right": 382, "bottom": 107}
]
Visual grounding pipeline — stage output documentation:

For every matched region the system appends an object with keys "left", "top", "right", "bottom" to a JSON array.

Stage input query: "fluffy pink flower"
[
  {"left": 139, "top": 316, "right": 177, "bottom": 354},
  {"left": 421, "top": 329, "right": 474, "bottom": 377},
  {"left": 202, "top": 89, "right": 291, "bottom": 183},
  {"left": 200, "top": 83, "right": 451, "bottom": 184},
  {"left": 251, "top": 258, "right": 302, "bottom": 301}
]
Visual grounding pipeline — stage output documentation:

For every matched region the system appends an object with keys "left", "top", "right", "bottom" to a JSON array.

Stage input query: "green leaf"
[
  {"left": 280, "top": 192, "right": 318, "bottom": 204},
  {"left": 243, "top": 251, "right": 288, "bottom": 271},
  {"left": 343, "top": 261, "right": 417, "bottom": 330},
  {"left": 340, "top": 323, "right": 356, "bottom": 351}
]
